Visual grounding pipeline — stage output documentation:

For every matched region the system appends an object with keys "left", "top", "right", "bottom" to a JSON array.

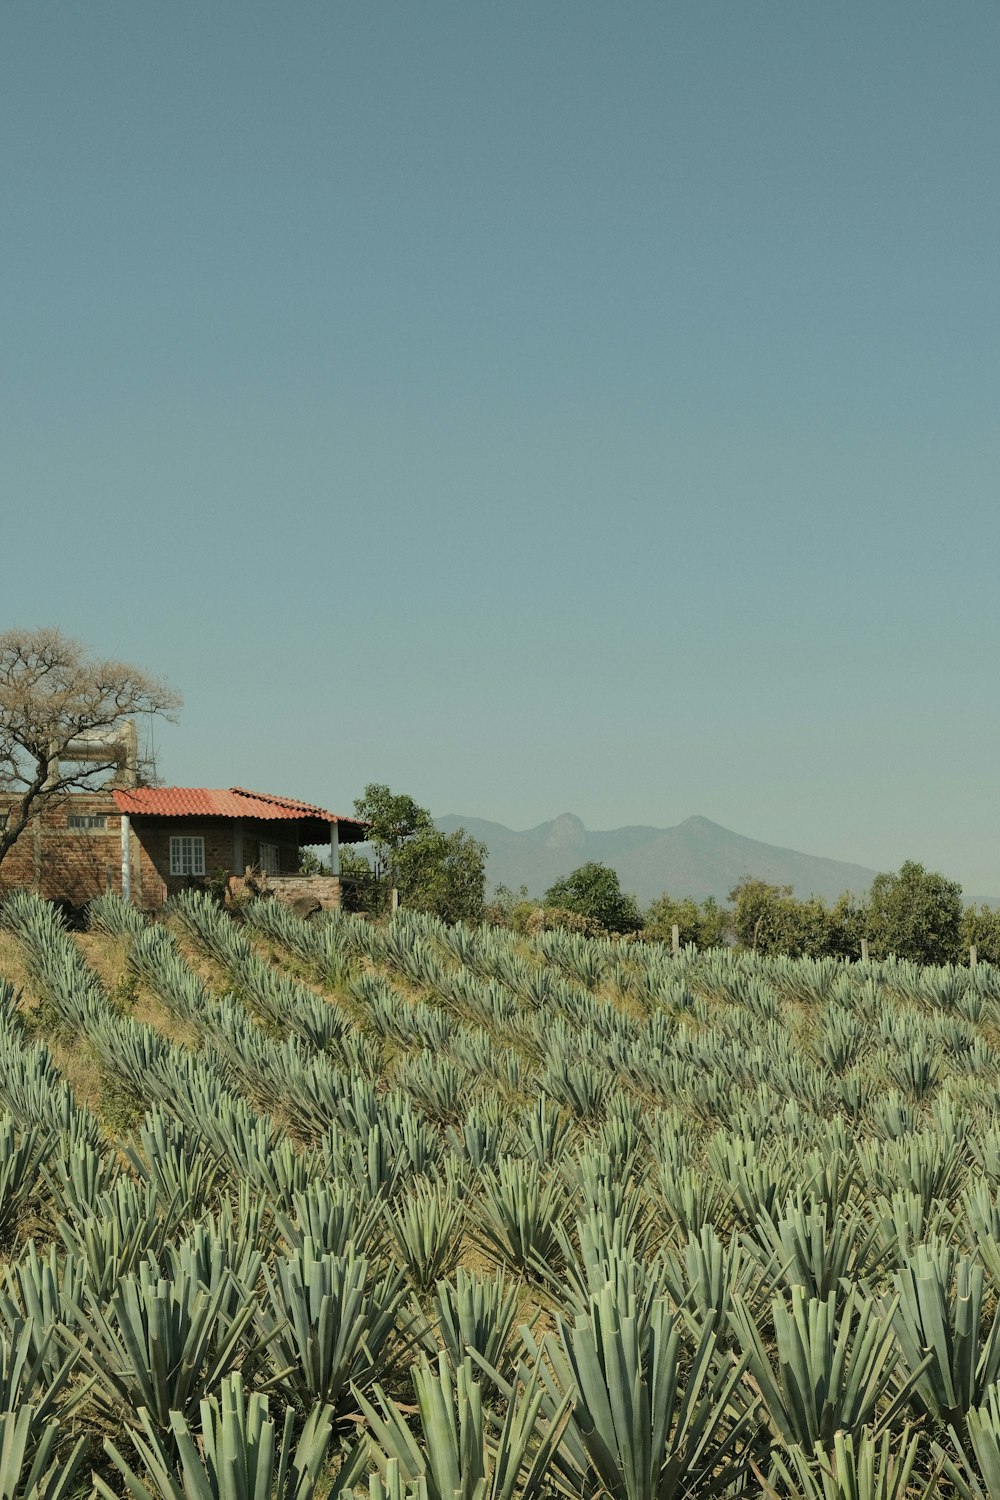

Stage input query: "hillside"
[{"left": 434, "top": 811, "right": 880, "bottom": 904}]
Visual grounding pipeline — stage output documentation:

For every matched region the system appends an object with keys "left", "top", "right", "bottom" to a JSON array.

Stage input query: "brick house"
[{"left": 0, "top": 784, "right": 367, "bottom": 911}]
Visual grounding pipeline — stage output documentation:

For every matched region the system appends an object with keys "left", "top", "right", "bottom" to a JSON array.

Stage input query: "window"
[
  {"left": 68, "top": 814, "right": 107, "bottom": 830},
  {"left": 170, "top": 836, "right": 205, "bottom": 877},
  {"left": 260, "top": 841, "right": 280, "bottom": 876}
]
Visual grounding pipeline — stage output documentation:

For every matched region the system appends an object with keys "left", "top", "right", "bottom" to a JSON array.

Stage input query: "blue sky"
[{"left": 4, "top": 4, "right": 1000, "bottom": 893}]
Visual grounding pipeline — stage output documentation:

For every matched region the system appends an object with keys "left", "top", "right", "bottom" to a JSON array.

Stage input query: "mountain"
[{"left": 434, "top": 812, "right": 880, "bottom": 906}]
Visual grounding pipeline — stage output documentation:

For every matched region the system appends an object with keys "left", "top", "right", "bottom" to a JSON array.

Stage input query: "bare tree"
[{"left": 0, "top": 628, "right": 181, "bottom": 870}]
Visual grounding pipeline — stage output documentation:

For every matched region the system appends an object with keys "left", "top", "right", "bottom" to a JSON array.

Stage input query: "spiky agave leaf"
[
  {"left": 357, "top": 1352, "right": 570, "bottom": 1500},
  {"left": 761, "top": 1427, "right": 938, "bottom": 1500},
  {"left": 255, "top": 1239, "right": 406, "bottom": 1416},
  {"left": 0, "top": 1407, "right": 86, "bottom": 1500},
  {"left": 530, "top": 1283, "right": 758, "bottom": 1500},
  {"left": 892, "top": 1240, "right": 1000, "bottom": 1432},
  {"left": 728, "top": 1283, "right": 915, "bottom": 1452},
  {"left": 385, "top": 1178, "right": 464, "bottom": 1295},
  {"left": 97, "top": 1371, "right": 365, "bottom": 1500}
]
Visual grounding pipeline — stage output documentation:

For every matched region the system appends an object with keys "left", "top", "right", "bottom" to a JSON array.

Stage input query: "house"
[{"left": 0, "top": 783, "right": 367, "bottom": 911}]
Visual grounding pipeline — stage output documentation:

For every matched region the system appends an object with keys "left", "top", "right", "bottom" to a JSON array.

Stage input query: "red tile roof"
[{"left": 111, "top": 786, "right": 362, "bottom": 827}]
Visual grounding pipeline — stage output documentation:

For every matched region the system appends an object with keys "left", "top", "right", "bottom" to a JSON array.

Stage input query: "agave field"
[{"left": 6, "top": 892, "right": 1000, "bottom": 1498}]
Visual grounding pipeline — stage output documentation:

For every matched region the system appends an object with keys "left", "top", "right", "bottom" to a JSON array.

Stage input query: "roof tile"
[{"left": 112, "top": 786, "right": 359, "bottom": 825}]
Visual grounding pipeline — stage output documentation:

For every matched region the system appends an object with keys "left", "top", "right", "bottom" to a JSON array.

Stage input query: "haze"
[{"left": 4, "top": 5, "right": 998, "bottom": 892}]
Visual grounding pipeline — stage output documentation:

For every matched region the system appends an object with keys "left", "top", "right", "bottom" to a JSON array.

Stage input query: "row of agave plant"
[{"left": 6, "top": 892, "right": 1000, "bottom": 1496}]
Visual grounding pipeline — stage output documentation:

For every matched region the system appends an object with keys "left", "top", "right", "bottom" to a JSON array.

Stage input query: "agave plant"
[
  {"left": 892, "top": 1240, "right": 1000, "bottom": 1432},
  {"left": 98, "top": 1372, "right": 365, "bottom": 1500},
  {"left": 514, "top": 1097, "right": 574, "bottom": 1167},
  {"left": 385, "top": 1178, "right": 464, "bottom": 1295},
  {"left": 728, "top": 1283, "right": 912, "bottom": 1451},
  {"left": 506, "top": 1284, "right": 758, "bottom": 1500},
  {"left": 0, "top": 1116, "right": 47, "bottom": 1247},
  {"left": 87, "top": 890, "right": 148, "bottom": 938},
  {"left": 446, "top": 1100, "right": 513, "bottom": 1170},
  {"left": 548, "top": 1210, "right": 665, "bottom": 1330},
  {"left": 662, "top": 1224, "right": 769, "bottom": 1344},
  {"left": 124, "top": 1108, "right": 221, "bottom": 1217},
  {"left": 0, "top": 1407, "right": 86, "bottom": 1500},
  {"left": 275, "top": 1179, "right": 383, "bottom": 1258},
  {"left": 473, "top": 1159, "right": 565, "bottom": 1279},
  {"left": 358, "top": 1352, "right": 570, "bottom": 1500},
  {"left": 762, "top": 1427, "right": 938, "bottom": 1500},
  {"left": 934, "top": 1382, "right": 1000, "bottom": 1500},
  {"left": 750, "top": 1195, "right": 883, "bottom": 1301},
  {"left": 882, "top": 1043, "right": 943, "bottom": 1102},
  {"left": 254, "top": 1239, "right": 406, "bottom": 1415},
  {"left": 413, "top": 1269, "right": 525, "bottom": 1387},
  {"left": 654, "top": 1162, "right": 732, "bottom": 1240},
  {"left": 706, "top": 1130, "right": 804, "bottom": 1227},
  {"left": 65, "top": 1257, "right": 259, "bottom": 1433},
  {"left": 56, "top": 1176, "right": 184, "bottom": 1294},
  {"left": 0, "top": 1316, "right": 85, "bottom": 1426},
  {"left": 537, "top": 1059, "right": 611, "bottom": 1121},
  {"left": 0, "top": 1244, "right": 87, "bottom": 1371},
  {"left": 562, "top": 1150, "right": 651, "bottom": 1250}
]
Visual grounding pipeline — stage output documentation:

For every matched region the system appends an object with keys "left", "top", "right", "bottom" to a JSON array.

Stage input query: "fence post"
[
  {"left": 671, "top": 923, "right": 680, "bottom": 956},
  {"left": 390, "top": 887, "right": 399, "bottom": 913},
  {"left": 971, "top": 944, "right": 979, "bottom": 968},
  {"left": 860, "top": 938, "right": 869, "bottom": 962}
]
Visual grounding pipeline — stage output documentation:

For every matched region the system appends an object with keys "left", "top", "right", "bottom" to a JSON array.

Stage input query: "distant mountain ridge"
[{"left": 434, "top": 812, "right": 881, "bottom": 906}]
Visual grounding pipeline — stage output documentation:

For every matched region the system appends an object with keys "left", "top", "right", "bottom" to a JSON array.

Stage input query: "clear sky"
[{"left": 4, "top": 4, "right": 1000, "bottom": 893}]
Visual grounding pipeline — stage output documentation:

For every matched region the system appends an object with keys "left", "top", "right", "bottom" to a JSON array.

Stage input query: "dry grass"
[
  {"left": 0, "top": 932, "right": 39, "bottom": 1011},
  {"left": 74, "top": 932, "right": 130, "bottom": 991},
  {"left": 168, "top": 920, "right": 232, "bottom": 992},
  {"left": 48, "top": 1036, "right": 104, "bottom": 1116},
  {"left": 133, "top": 989, "right": 199, "bottom": 1049}
]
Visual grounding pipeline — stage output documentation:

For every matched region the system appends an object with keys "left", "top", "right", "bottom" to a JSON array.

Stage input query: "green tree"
[
  {"left": 544, "top": 862, "right": 641, "bottom": 934},
  {"left": 729, "top": 878, "right": 843, "bottom": 958},
  {"left": 865, "top": 860, "right": 963, "bottom": 965},
  {"left": 643, "top": 893, "right": 729, "bottom": 949},
  {"left": 827, "top": 891, "right": 870, "bottom": 959},
  {"left": 961, "top": 904, "right": 1000, "bottom": 965},
  {"left": 351, "top": 784, "right": 487, "bottom": 923}
]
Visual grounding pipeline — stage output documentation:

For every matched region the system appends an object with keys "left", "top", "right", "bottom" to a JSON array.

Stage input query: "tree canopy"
[
  {"left": 347, "top": 783, "right": 487, "bottom": 923},
  {"left": 544, "top": 862, "right": 641, "bottom": 933},
  {"left": 865, "top": 859, "right": 963, "bottom": 965},
  {"left": 0, "top": 628, "right": 180, "bottom": 870},
  {"left": 643, "top": 892, "right": 729, "bottom": 950}
]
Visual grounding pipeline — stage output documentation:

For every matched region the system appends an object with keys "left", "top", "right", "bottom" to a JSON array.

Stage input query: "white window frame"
[
  {"left": 68, "top": 814, "right": 107, "bottom": 830},
  {"left": 259, "top": 841, "right": 280, "bottom": 876},
  {"left": 170, "top": 835, "right": 206, "bottom": 877}
]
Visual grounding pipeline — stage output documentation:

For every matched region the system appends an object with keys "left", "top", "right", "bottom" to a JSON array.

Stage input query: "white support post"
[
  {"left": 329, "top": 821, "right": 340, "bottom": 876},
  {"left": 120, "top": 814, "right": 132, "bottom": 903}
]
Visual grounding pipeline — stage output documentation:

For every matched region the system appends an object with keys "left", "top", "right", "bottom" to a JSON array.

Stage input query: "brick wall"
[
  {"left": 260, "top": 874, "right": 343, "bottom": 910},
  {"left": 130, "top": 817, "right": 301, "bottom": 908},
  {"left": 0, "top": 790, "right": 127, "bottom": 905},
  {"left": 0, "top": 796, "right": 310, "bottom": 910}
]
